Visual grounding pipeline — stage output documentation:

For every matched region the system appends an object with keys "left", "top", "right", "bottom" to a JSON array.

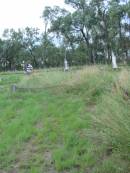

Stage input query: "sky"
[{"left": 0, "top": 0, "right": 70, "bottom": 37}]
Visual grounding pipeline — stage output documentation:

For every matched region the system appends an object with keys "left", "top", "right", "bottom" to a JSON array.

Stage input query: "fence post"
[{"left": 11, "top": 84, "right": 17, "bottom": 92}]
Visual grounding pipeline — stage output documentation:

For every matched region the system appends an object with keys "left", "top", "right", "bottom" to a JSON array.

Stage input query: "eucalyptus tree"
[
  {"left": 37, "top": 35, "right": 64, "bottom": 67},
  {"left": 42, "top": 0, "right": 130, "bottom": 65},
  {"left": 43, "top": 0, "right": 110, "bottom": 63},
  {"left": 0, "top": 39, "right": 6, "bottom": 71},
  {"left": 108, "top": 1, "right": 123, "bottom": 57},
  {"left": 2, "top": 29, "right": 24, "bottom": 70},
  {"left": 121, "top": 0, "right": 130, "bottom": 60},
  {"left": 43, "top": 6, "right": 74, "bottom": 65},
  {"left": 22, "top": 27, "right": 40, "bottom": 67}
]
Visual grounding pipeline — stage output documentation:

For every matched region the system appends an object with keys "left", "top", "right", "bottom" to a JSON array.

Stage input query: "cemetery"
[{"left": 0, "top": 0, "right": 130, "bottom": 172}]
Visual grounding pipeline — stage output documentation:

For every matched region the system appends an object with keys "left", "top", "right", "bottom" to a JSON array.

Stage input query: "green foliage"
[
  {"left": 42, "top": 0, "right": 130, "bottom": 64},
  {"left": 0, "top": 1, "right": 130, "bottom": 70}
]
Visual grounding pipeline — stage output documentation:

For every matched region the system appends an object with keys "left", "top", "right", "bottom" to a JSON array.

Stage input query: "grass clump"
[{"left": 88, "top": 69, "right": 130, "bottom": 172}]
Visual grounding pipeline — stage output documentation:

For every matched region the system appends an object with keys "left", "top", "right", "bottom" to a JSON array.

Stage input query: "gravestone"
[
  {"left": 64, "top": 59, "right": 69, "bottom": 71},
  {"left": 112, "top": 52, "right": 118, "bottom": 69},
  {"left": 26, "top": 64, "right": 33, "bottom": 74}
]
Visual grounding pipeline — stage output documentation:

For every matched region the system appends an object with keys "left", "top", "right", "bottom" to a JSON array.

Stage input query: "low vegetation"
[{"left": 0, "top": 66, "right": 130, "bottom": 173}]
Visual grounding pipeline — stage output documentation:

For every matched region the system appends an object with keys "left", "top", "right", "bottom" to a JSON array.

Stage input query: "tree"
[
  {"left": 22, "top": 27, "right": 40, "bottom": 67},
  {"left": 2, "top": 29, "right": 24, "bottom": 70},
  {"left": 42, "top": 0, "right": 130, "bottom": 65}
]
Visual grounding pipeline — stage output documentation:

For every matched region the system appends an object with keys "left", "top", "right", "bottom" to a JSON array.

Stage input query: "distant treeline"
[{"left": 0, "top": 0, "right": 130, "bottom": 71}]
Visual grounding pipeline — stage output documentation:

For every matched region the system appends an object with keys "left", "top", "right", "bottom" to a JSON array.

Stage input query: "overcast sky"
[{"left": 0, "top": 0, "right": 70, "bottom": 37}]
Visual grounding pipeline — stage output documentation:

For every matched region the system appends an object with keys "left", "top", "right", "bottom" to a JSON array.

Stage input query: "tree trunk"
[{"left": 80, "top": 28, "right": 94, "bottom": 64}]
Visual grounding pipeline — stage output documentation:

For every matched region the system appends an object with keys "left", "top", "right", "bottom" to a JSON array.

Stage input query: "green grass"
[{"left": 0, "top": 66, "right": 130, "bottom": 173}]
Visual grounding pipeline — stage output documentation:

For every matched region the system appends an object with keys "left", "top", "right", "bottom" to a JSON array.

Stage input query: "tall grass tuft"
[{"left": 90, "top": 69, "right": 130, "bottom": 160}]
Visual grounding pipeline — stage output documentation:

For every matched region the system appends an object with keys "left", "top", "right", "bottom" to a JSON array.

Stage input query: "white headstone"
[
  {"left": 64, "top": 59, "right": 69, "bottom": 71},
  {"left": 112, "top": 52, "right": 118, "bottom": 69}
]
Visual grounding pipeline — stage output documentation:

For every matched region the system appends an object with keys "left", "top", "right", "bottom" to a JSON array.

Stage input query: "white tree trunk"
[{"left": 112, "top": 52, "right": 118, "bottom": 69}]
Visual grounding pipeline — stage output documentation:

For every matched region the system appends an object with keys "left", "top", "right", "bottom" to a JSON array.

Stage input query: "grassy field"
[{"left": 0, "top": 66, "right": 130, "bottom": 173}]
